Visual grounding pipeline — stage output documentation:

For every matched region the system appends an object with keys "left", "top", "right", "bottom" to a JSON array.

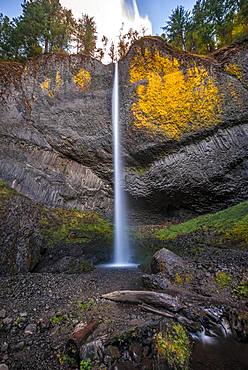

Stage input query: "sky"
[{"left": 0, "top": 0, "right": 196, "bottom": 36}]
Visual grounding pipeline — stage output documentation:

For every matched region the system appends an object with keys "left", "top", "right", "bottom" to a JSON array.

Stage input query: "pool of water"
[
  {"left": 191, "top": 336, "right": 248, "bottom": 370},
  {"left": 97, "top": 263, "right": 138, "bottom": 269}
]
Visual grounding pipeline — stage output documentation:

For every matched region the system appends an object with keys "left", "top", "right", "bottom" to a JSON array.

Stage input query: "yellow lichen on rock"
[
  {"left": 224, "top": 63, "right": 243, "bottom": 80},
  {"left": 73, "top": 68, "right": 91, "bottom": 90},
  {"left": 130, "top": 49, "right": 222, "bottom": 139}
]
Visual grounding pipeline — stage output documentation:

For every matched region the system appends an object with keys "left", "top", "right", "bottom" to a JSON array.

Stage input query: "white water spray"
[{"left": 112, "top": 62, "right": 134, "bottom": 267}]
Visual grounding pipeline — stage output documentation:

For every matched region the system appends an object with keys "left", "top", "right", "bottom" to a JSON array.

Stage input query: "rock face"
[
  {"left": 0, "top": 185, "right": 43, "bottom": 273},
  {"left": 1, "top": 38, "right": 248, "bottom": 218},
  {"left": 0, "top": 55, "right": 113, "bottom": 216},
  {"left": 0, "top": 181, "right": 112, "bottom": 274},
  {"left": 121, "top": 37, "right": 248, "bottom": 216}
]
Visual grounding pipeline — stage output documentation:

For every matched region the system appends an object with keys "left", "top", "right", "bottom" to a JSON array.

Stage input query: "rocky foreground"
[
  {"left": 0, "top": 179, "right": 248, "bottom": 369},
  {"left": 0, "top": 245, "right": 248, "bottom": 370}
]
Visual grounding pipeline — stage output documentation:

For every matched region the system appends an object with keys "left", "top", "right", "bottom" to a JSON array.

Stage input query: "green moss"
[
  {"left": 57, "top": 352, "right": 75, "bottom": 366},
  {"left": 233, "top": 280, "right": 248, "bottom": 298},
  {"left": 78, "top": 298, "right": 96, "bottom": 311},
  {"left": 50, "top": 314, "right": 66, "bottom": 326},
  {"left": 155, "top": 200, "right": 248, "bottom": 248},
  {"left": 0, "top": 179, "right": 16, "bottom": 198},
  {"left": 155, "top": 323, "right": 191, "bottom": 370},
  {"left": 40, "top": 208, "right": 112, "bottom": 247},
  {"left": 215, "top": 271, "right": 232, "bottom": 288},
  {"left": 128, "top": 166, "right": 148, "bottom": 175},
  {"left": 175, "top": 273, "right": 192, "bottom": 286},
  {"left": 80, "top": 359, "right": 92, "bottom": 370}
]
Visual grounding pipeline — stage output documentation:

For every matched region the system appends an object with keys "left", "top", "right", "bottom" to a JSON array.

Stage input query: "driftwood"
[
  {"left": 163, "top": 286, "right": 239, "bottom": 308},
  {"left": 66, "top": 318, "right": 99, "bottom": 357},
  {"left": 102, "top": 290, "right": 227, "bottom": 324},
  {"left": 139, "top": 303, "right": 176, "bottom": 319},
  {"left": 102, "top": 290, "right": 183, "bottom": 312}
]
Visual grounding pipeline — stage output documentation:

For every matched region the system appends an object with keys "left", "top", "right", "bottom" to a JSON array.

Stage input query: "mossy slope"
[
  {"left": 155, "top": 200, "right": 248, "bottom": 248},
  {"left": 40, "top": 208, "right": 112, "bottom": 247}
]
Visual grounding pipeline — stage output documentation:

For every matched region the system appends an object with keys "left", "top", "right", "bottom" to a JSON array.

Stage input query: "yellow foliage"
[
  {"left": 155, "top": 324, "right": 190, "bottom": 369},
  {"left": 73, "top": 68, "right": 91, "bottom": 90},
  {"left": 175, "top": 272, "right": 183, "bottom": 285},
  {"left": 40, "top": 78, "right": 51, "bottom": 91},
  {"left": 56, "top": 71, "right": 63, "bottom": 89},
  {"left": 224, "top": 63, "right": 243, "bottom": 80},
  {"left": 40, "top": 70, "right": 63, "bottom": 97},
  {"left": 129, "top": 49, "right": 222, "bottom": 139}
]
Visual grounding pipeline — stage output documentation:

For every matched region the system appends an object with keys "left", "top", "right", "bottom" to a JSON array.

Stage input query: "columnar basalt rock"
[
  {"left": 0, "top": 38, "right": 248, "bottom": 218},
  {"left": 0, "top": 55, "right": 113, "bottom": 216},
  {"left": 119, "top": 37, "right": 248, "bottom": 215}
]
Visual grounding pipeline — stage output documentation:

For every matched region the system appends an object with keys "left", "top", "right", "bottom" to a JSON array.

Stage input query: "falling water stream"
[{"left": 111, "top": 62, "right": 136, "bottom": 267}]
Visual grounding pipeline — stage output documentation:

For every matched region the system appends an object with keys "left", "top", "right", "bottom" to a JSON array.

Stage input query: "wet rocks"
[
  {"left": 79, "top": 339, "right": 104, "bottom": 362},
  {"left": 228, "top": 309, "right": 248, "bottom": 342}
]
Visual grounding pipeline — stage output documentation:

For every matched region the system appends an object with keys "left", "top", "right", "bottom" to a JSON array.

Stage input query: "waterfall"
[{"left": 112, "top": 62, "right": 133, "bottom": 267}]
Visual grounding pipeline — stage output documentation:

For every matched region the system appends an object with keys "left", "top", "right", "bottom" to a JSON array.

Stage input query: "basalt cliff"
[
  {"left": 1, "top": 37, "right": 248, "bottom": 220},
  {"left": 1, "top": 38, "right": 248, "bottom": 370}
]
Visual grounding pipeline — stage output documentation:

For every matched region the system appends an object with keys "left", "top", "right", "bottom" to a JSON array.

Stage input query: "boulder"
[
  {"left": 142, "top": 274, "right": 170, "bottom": 290},
  {"left": 151, "top": 248, "right": 186, "bottom": 278}
]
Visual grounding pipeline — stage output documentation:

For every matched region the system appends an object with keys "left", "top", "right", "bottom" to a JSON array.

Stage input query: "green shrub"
[
  {"left": 155, "top": 323, "right": 191, "bottom": 370},
  {"left": 233, "top": 280, "right": 248, "bottom": 298},
  {"left": 79, "top": 298, "right": 96, "bottom": 311},
  {"left": 50, "top": 314, "right": 65, "bottom": 325},
  {"left": 80, "top": 359, "right": 92, "bottom": 370},
  {"left": 0, "top": 179, "right": 16, "bottom": 198},
  {"left": 215, "top": 271, "right": 232, "bottom": 288}
]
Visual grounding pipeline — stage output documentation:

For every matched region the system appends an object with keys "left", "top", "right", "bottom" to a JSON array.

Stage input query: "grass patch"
[
  {"left": 40, "top": 208, "right": 112, "bottom": 246},
  {"left": 155, "top": 200, "right": 248, "bottom": 247}
]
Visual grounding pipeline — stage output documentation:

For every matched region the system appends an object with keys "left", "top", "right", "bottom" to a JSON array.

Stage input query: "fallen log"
[
  {"left": 102, "top": 290, "right": 183, "bottom": 312},
  {"left": 139, "top": 303, "right": 176, "bottom": 319},
  {"left": 66, "top": 318, "right": 99, "bottom": 358}
]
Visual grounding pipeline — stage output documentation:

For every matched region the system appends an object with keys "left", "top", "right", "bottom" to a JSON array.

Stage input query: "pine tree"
[
  {"left": 162, "top": 6, "right": 191, "bottom": 51},
  {"left": 75, "top": 14, "right": 97, "bottom": 57},
  {"left": 16, "top": 0, "right": 75, "bottom": 57}
]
